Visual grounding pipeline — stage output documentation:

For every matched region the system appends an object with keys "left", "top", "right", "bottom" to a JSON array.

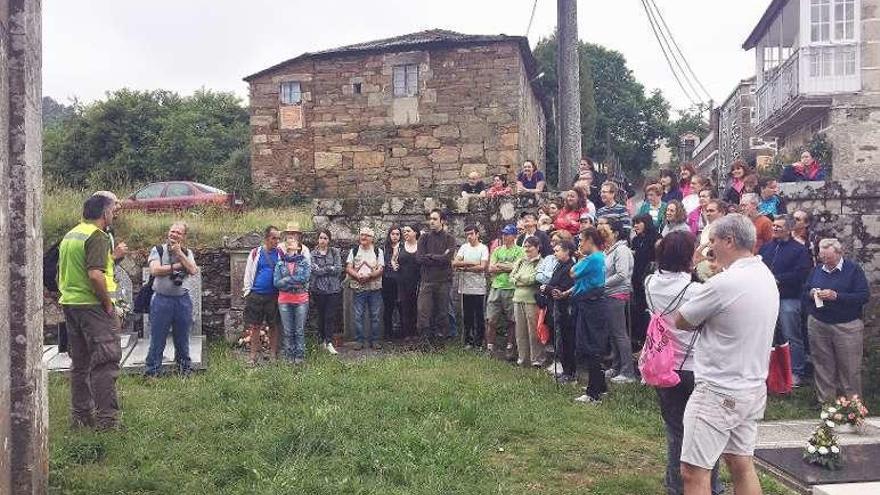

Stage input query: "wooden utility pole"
[{"left": 557, "top": 0, "right": 582, "bottom": 190}]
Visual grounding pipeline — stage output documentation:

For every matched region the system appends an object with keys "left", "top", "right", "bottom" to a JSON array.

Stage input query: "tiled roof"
[{"left": 244, "top": 29, "right": 533, "bottom": 81}]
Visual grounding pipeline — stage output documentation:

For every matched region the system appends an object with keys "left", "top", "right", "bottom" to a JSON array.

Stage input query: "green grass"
[
  {"left": 49, "top": 345, "right": 798, "bottom": 494},
  {"left": 43, "top": 183, "right": 311, "bottom": 250}
]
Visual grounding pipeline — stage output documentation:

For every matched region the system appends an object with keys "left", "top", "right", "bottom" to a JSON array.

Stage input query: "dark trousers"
[
  {"left": 146, "top": 292, "right": 193, "bottom": 375},
  {"left": 573, "top": 297, "right": 609, "bottom": 399},
  {"left": 63, "top": 304, "right": 122, "bottom": 429},
  {"left": 312, "top": 292, "right": 341, "bottom": 342},
  {"left": 382, "top": 278, "right": 400, "bottom": 339},
  {"left": 461, "top": 294, "right": 486, "bottom": 346},
  {"left": 398, "top": 288, "right": 418, "bottom": 339},
  {"left": 417, "top": 281, "right": 451, "bottom": 340},
  {"left": 631, "top": 283, "right": 649, "bottom": 350},
  {"left": 554, "top": 300, "right": 576, "bottom": 377},
  {"left": 655, "top": 370, "right": 724, "bottom": 495}
]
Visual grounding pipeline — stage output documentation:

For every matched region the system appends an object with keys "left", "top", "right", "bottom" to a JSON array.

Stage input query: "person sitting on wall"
[
  {"left": 554, "top": 190, "right": 590, "bottom": 236},
  {"left": 461, "top": 171, "right": 487, "bottom": 198},
  {"left": 516, "top": 160, "right": 546, "bottom": 194},
  {"left": 485, "top": 174, "right": 513, "bottom": 198},
  {"left": 781, "top": 150, "right": 827, "bottom": 182}
]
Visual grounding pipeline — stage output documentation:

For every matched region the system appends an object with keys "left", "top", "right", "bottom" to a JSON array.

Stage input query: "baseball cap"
[{"left": 501, "top": 224, "right": 518, "bottom": 236}]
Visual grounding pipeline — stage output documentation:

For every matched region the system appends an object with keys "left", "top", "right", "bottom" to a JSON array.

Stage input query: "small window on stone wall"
[
  {"left": 393, "top": 64, "right": 418, "bottom": 97},
  {"left": 280, "top": 81, "right": 302, "bottom": 105},
  {"left": 353, "top": 83, "right": 362, "bottom": 94}
]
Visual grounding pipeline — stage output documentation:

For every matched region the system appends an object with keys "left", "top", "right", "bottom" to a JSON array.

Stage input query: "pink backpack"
[{"left": 638, "top": 278, "right": 698, "bottom": 388}]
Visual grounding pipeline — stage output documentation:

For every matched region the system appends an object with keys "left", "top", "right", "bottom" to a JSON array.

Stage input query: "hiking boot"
[
  {"left": 505, "top": 344, "right": 516, "bottom": 361},
  {"left": 574, "top": 394, "right": 602, "bottom": 404},
  {"left": 325, "top": 342, "right": 338, "bottom": 355}
]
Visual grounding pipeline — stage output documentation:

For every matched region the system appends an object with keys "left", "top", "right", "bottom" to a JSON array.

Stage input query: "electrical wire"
[
  {"left": 647, "top": 0, "right": 713, "bottom": 102},
  {"left": 638, "top": 0, "right": 698, "bottom": 106},
  {"left": 525, "top": 0, "right": 539, "bottom": 38},
  {"left": 642, "top": 0, "right": 704, "bottom": 105}
]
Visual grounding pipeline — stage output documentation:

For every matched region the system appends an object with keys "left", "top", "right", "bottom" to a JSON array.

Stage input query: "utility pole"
[{"left": 557, "top": 0, "right": 582, "bottom": 190}]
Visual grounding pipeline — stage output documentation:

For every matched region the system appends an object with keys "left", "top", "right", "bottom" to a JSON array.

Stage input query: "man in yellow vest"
[{"left": 58, "top": 194, "right": 122, "bottom": 430}]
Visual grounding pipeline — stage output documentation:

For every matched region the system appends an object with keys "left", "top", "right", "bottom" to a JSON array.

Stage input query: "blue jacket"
[
  {"left": 273, "top": 253, "right": 311, "bottom": 294},
  {"left": 759, "top": 238, "right": 812, "bottom": 299},
  {"left": 803, "top": 259, "right": 870, "bottom": 324}
]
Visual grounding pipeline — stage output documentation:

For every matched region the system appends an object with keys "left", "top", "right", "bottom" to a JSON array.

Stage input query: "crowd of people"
[{"left": 55, "top": 153, "right": 868, "bottom": 495}]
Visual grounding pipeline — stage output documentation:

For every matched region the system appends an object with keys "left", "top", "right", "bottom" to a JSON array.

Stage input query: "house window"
[
  {"left": 834, "top": 0, "right": 855, "bottom": 40},
  {"left": 353, "top": 83, "right": 362, "bottom": 94},
  {"left": 811, "top": 0, "right": 831, "bottom": 43},
  {"left": 280, "top": 81, "right": 302, "bottom": 105},
  {"left": 392, "top": 64, "right": 419, "bottom": 97}
]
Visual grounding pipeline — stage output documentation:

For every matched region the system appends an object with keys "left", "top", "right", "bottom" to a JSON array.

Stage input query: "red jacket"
[{"left": 553, "top": 208, "right": 584, "bottom": 235}]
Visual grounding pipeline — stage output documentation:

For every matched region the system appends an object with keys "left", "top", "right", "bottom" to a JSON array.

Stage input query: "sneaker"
[
  {"left": 610, "top": 375, "right": 636, "bottom": 384},
  {"left": 531, "top": 361, "right": 544, "bottom": 368},
  {"left": 604, "top": 368, "right": 619, "bottom": 379},
  {"left": 325, "top": 342, "right": 338, "bottom": 355},
  {"left": 516, "top": 358, "right": 525, "bottom": 366},
  {"left": 545, "top": 361, "right": 562, "bottom": 373},
  {"left": 464, "top": 344, "right": 473, "bottom": 350},
  {"left": 353, "top": 342, "right": 364, "bottom": 351},
  {"left": 574, "top": 394, "right": 601, "bottom": 404},
  {"left": 486, "top": 343, "right": 495, "bottom": 352}
]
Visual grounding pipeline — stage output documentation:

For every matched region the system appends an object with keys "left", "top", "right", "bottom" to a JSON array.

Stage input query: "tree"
[
  {"left": 665, "top": 108, "right": 709, "bottom": 162},
  {"left": 42, "top": 96, "right": 74, "bottom": 127},
  {"left": 43, "top": 88, "right": 249, "bottom": 189},
  {"left": 534, "top": 35, "right": 671, "bottom": 180}
]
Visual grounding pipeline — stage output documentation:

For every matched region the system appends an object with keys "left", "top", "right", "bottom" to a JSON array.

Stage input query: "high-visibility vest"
[{"left": 58, "top": 222, "right": 116, "bottom": 305}]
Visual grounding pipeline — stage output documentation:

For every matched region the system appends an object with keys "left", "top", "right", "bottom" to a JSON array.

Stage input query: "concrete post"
[
  {"left": 0, "top": 0, "right": 48, "bottom": 493},
  {"left": 556, "top": 0, "right": 582, "bottom": 190}
]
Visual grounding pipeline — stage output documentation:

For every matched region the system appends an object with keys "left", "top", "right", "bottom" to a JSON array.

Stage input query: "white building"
[{"left": 743, "top": 0, "right": 880, "bottom": 178}]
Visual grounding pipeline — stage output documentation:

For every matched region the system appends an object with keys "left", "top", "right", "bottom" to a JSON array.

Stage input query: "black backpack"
[
  {"left": 132, "top": 245, "right": 164, "bottom": 314},
  {"left": 43, "top": 241, "right": 61, "bottom": 292}
]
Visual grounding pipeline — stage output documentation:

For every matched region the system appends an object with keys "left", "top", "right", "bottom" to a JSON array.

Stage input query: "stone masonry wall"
[{"left": 248, "top": 42, "right": 546, "bottom": 197}]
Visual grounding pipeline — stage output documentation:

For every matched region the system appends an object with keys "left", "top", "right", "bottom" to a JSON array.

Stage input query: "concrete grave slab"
[{"left": 121, "top": 335, "right": 205, "bottom": 371}]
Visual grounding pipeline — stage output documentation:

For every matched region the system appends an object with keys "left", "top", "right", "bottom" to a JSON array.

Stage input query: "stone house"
[
  {"left": 243, "top": 30, "right": 547, "bottom": 197},
  {"left": 743, "top": 0, "right": 880, "bottom": 178}
]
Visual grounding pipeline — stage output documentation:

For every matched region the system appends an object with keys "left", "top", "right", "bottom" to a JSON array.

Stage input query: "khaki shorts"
[
  {"left": 486, "top": 288, "right": 514, "bottom": 327},
  {"left": 681, "top": 383, "right": 767, "bottom": 469}
]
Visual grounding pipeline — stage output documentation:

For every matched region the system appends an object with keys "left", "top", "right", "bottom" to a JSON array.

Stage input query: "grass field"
[
  {"left": 43, "top": 183, "right": 311, "bottom": 250},
  {"left": 49, "top": 345, "right": 803, "bottom": 495}
]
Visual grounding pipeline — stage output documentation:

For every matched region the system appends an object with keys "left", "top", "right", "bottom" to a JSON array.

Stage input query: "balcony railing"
[
  {"left": 756, "top": 50, "right": 800, "bottom": 125},
  {"left": 756, "top": 45, "right": 861, "bottom": 127}
]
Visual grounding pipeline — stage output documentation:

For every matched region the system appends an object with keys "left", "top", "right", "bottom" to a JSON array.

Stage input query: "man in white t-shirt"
[
  {"left": 452, "top": 225, "right": 489, "bottom": 349},
  {"left": 345, "top": 227, "right": 384, "bottom": 350},
  {"left": 675, "top": 214, "right": 779, "bottom": 495}
]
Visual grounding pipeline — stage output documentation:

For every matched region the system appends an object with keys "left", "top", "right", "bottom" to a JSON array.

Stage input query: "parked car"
[{"left": 121, "top": 181, "right": 244, "bottom": 211}]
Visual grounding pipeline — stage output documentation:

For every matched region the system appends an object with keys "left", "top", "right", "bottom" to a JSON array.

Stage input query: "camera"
[{"left": 170, "top": 269, "right": 186, "bottom": 286}]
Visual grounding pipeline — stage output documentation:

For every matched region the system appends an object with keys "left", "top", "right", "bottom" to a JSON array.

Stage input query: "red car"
[{"left": 121, "top": 181, "right": 244, "bottom": 211}]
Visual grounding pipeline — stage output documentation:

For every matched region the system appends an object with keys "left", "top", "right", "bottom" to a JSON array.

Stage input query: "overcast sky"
[{"left": 44, "top": 0, "right": 770, "bottom": 112}]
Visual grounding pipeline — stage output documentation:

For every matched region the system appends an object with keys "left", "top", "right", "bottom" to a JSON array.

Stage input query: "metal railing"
[{"left": 756, "top": 49, "right": 800, "bottom": 125}]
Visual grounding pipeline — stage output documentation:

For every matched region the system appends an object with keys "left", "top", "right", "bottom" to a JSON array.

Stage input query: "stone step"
[
  {"left": 44, "top": 333, "right": 138, "bottom": 372},
  {"left": 121, "top": 335, "right": 205, "bottom": 371},
  {"left": 813, "top": 482, "right": 880, "bottom": 494}
]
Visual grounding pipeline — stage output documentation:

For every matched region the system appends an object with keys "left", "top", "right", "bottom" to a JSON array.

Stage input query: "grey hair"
[
  {"left": 818, "top": 238, "right": 842, "bottom": 254},
  {"left": 741, "top": 192, "right": 759, "bottom": 205},
  {"left": 171, "top": 221, "right": 189, "bottom": 235},
  {"left": 774, "top": 214, "right": 796, "bottom": 231},
  {"left": 93, "top": 190, "right": 119, "bottom": 202},
  {"left": 710, "top": 213, "right": 756, "bottom": 252}
]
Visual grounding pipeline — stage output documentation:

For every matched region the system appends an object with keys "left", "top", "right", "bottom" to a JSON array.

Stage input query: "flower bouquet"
[
  {"left": 829, "top": 395, "right": 870, "bottom": 433},
  {"left": 803, "top": 425, "right": 842, "bottom": 470}
]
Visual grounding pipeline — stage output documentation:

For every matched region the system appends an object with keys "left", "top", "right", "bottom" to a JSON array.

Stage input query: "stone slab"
[
  {"left": 121, "top": 335, "right": 205, "bottom": 371},
  {"left": 755, "top": 444, "right": 880, "bottom": 487},
  {"left": 757, "top": 419, "right": 880, "bottom": 449},
  {"left": 44, "top": 334, "right": 137, "bottom": 372},
  {"left": 813, "top": 482, "right": 880, "bottom": 494}
]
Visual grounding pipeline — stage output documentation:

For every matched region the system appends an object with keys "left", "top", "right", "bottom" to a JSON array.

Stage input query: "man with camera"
[{"left": 144, "top": 222, "right": 199, "bottom": 377}]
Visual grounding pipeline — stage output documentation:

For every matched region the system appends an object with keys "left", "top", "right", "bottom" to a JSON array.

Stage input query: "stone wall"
[
  {"left": 0, "top": 0, "right": 48, "bottom": 492},
  {"left": 247, "top": 41, "right": 545, "bottom": 197},
  {"left": 780, "top": 180, "right": 880, "bottom": 332}
]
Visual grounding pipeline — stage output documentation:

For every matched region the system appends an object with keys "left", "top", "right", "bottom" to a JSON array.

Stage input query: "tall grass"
[
  {"left": 48, "top": 345, "right": 796, "bottom": 494},
  {"left": 42, "top": 182, "right": 312, "bottom": 250}
]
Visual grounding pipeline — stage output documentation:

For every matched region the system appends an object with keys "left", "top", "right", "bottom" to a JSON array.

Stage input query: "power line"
[
  {"left": 642, "top": 0, "right": 704, "bottom": 105},
  {"left": 647, "top": 0, "right": 713, "bottom": 102},
  {"left": 638, "top": 0, "right": 698, "bottom": 106},
  {"left": 525, "top": 0, "right": 539, "bottom": 38}
]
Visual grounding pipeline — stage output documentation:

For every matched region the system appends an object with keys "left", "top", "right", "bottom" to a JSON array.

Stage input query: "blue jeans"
[
  {"left": 146, "top": 292, "right": 193, "bottom": 375},
  {"left": 279, "top": 301, "right": 309, "bottom": 360},
  {"left": 354, "top": 289, "right": 382, "bottom": 344},
  {"left": 779, "top": 298, "right": 805, "bottom": 377}
]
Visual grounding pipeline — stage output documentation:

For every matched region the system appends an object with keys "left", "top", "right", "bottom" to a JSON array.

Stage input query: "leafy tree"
[
  {"left": 43, "top": 88, "right": 249, "bottom": 190},
  {"left": 42, "top": 96, "right": 74, "bottom": 127},
  {"left": 534, "top": 35, "right": 671, "bottom": 180}
]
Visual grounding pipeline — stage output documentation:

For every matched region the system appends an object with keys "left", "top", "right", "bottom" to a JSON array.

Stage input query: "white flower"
[
  {"left": 821, "top": 412, "right": 829, "bottom": 419},
  {"left": 825, "top": 420, "right": 836, "bottom": 428},
  {"left": 807, "top": 445, "right": 817, "bottom": 453},
  {"left": 831, "top": 446, "right": 840, "bottom": 454},
  {"left": 828, "top": 407, "right": 837, "bottom": 413},
  {"left": 818, "top": 446, "right": 829, "bottom": 455}
]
